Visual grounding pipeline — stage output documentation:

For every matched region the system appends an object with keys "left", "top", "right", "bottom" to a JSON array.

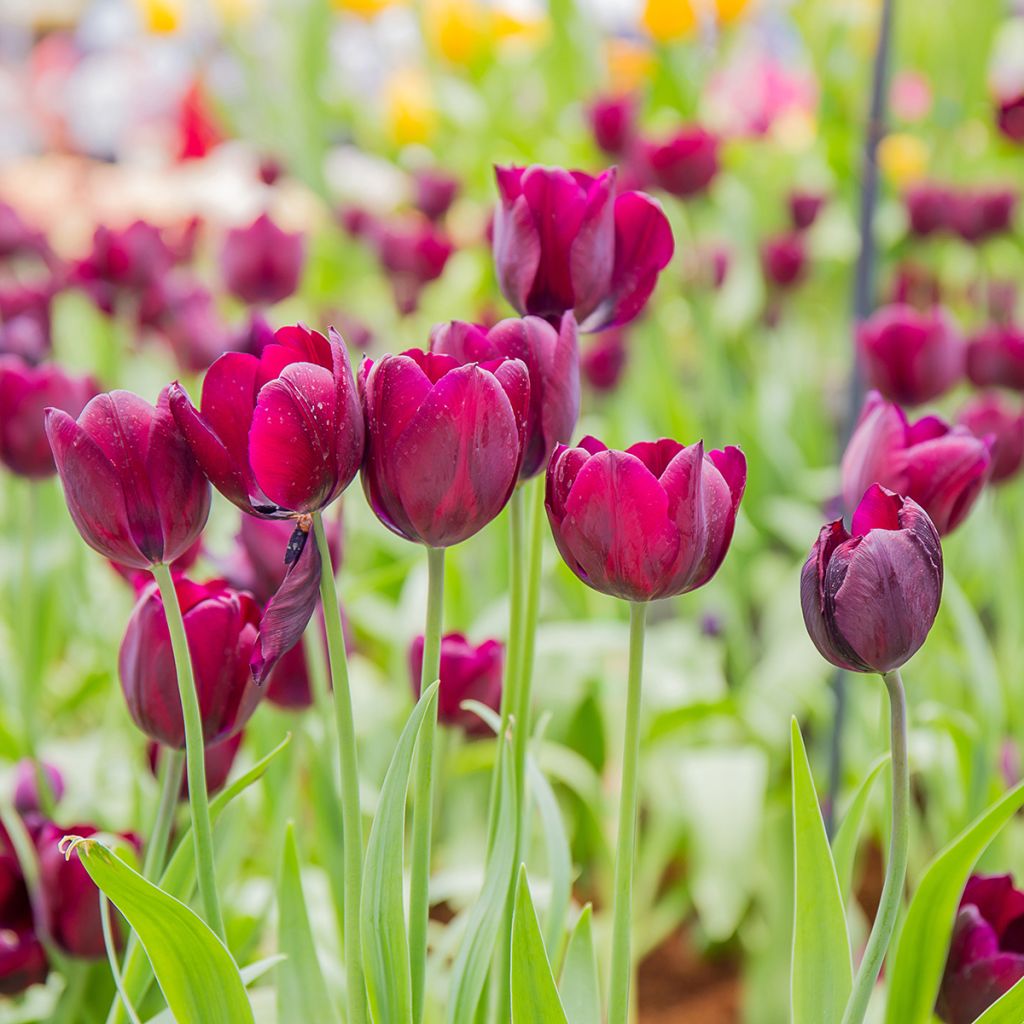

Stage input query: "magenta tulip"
[
  {"left": 760, "top": 233, "right": 807, "bottom": 289},
  {"left": 221, "top": 213, "right": 305, "bottom": 306},
  {"left": 587, "top": 94, "right": 639, "bottom": 156},
  {"left": 360, "top": 349, "right": 529, "bottom": 547},
  {"left": 958, "top": 393, "right": 1024, "bottom": 484},
  {"left": 790, "top": 191, "right": 827, "bottom": 231},
  {"left": 0, "top": 280, "right": 54, "bottom": 360},
  {"left": 373, "top": 215, "right": 454, "bottom": 315},
  {"left": 998, "top": 95, "right": 1024, "bottom": 143},
  {"left": 546, "top": 436, "right": 746, "bottom": 602},
  {"left": 952, "top": 189, "right": 1017, "bottom": 244},
  {"left": 0, "top": 201, "right": 53, "bottom": 266},
  {"left": 639, "top": 126, "right": 719, "bottom": 199},
  {"left": 967, "top": 324, "right": 1024, "bottom": 391},
  {"left": 13, "top": 759, "right": 64, "bottom": 816},
  {"left": 0, "top": 824, "right": 47, "bottom": 994},
  {"left": 905, "top": 183, "right": 953, "bottom": 237},
  {"left": 148, "top": 733, "right": 243, "bottom": 798},
  {"left": 581, "top": 327, "right": 629, "bottom": 392},
  {"left": 412, "top": 168, "right": 461, "bottom": 222}
]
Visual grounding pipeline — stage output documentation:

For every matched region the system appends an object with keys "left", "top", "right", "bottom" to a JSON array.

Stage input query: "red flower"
[
  {"left": 639, "top": 126, "right": 720, "bottom": 199},
  {"left": 220, "top": 214, "right": 305, "bottom": 307}
]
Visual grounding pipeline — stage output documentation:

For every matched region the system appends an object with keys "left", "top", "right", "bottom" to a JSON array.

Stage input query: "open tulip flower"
[
  {"left": 638, "top": 125, "right": 720, "bottom": 199},
  {"left": 967, "top": 323, "right": 1024, "bottom": 391},
  {"left": 958, "top": 392, "right": 1024, "bottom": 484}
]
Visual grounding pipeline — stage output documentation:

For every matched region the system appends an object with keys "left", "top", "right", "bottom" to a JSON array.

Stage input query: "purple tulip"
[
  {"left": 842, "top": 392, "right": 992, "bottom": 535},
  {"left": 905, "top": 183, "right": 953, "bottom": 237},
  {"left": 221, "top": 213, "right": 305, "bottom": 307},
  {"left": 0, "top": 202, "right": 53, "bottom": 267},
  {"left": 967, "top": 324, "right": 1024, "bottom": 391},
  {"left": 760, "top": 233, "right": 807, "bottom": 290},
  {"left": 958, "top": 392, "right": 1024, "bottom": 484},
  {"left": 801, "top": 485, "right": 942, "bottom": 674},
  {"left": 148, "top": 733, "right": 243, "bottom": 798},
  {"left": 430, "top": 314, "right": 579, "bottom": 479},
  {"left": 951, "top": 189, "right": 1017, "bottom": 244},
  {"left": 360, "top": 349, "right": 530, "bottom": 547},
  {"left": 409, "top": 633, "right": 503, "bottom": 736},
  {"left": 790, "top": 191, "right": 827, "bottom": 231},
  {"left": 998, "top": 95, "right": 1024, "bottom": 144},
  {"left": 493, "top": 164, "right": 674, "bottom": 332},
  {"left": 412, "top": 168, "right": 461, "bottom": 222},
  {"left": 545, "top": 436, "right": 746, "bottom": 602},
  {"left": 0, "top": 824, "right": 47, "bottom": 993},
  {"left": 46, "top": 389, "right": 211, "bottom": 570},
  {"left": 639, "top": 126, "right": 719, "bottom": 199},
  {"left": 0, "top": 281, "right": 54, "bottom": 360},
  {"left": 581, "top": 328, "right": 628, "bottom": 392},
  {"left": 937, "top": 875, "right": 1024, "bottom": 1024},
  {"left": 857, "top": 304, "right": 964, "bottom": 406},
  {"left": 372, "top": 215, "right": 454, "bottom": 316},
  {"left": 13, "top": 759, "right": 64, "bottom": 816},
  {"left": 587, "top": 94, "right": 639, "bottom": 156}
]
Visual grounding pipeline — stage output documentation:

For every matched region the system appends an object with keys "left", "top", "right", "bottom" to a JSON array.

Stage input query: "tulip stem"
[
  {"left": 142, "top": 747, "right": 184, "bottom": 880},
  {"left": 311, "top": 511, "right": 367, "bottom": 1024},
  {"left": 608, "top": 601, "right": 648, "bottom": 1024},
  {"left": 840, "top": 668, "right": 909, "bottom": 1024},
  {"left": 410, "top": 545, "right": 444, "bottom": 1024},
  {"left": 151, "top": 562, "right": 225, "bottom": 941}
]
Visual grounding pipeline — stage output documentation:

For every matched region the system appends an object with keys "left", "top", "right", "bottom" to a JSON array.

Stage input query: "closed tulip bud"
[
  {"left": 905, "top": 183, "right": 952, "bottom": 237},
  {"left": 952, "top": 189, "right": 1017, "bottom": 244},
  {"left": 937, "top": 875, "right": 1024, "bottom": 1024},
  {"left": 998, "top": 95, "right": 1024, "bottom": 143},
  {"left": 372, "top": 216, "right": 454, "bottom": 316},
  {"left": 0, "top": 360, "right": 98, "bottom": 478},
  {"left": 46, "top": 389, "right": 211, "bottom": 570},
  {"left": 0, "top": 281, "right": 54, "bottom": 359},
  {"left": 71, "top": 222, "right": 175, "bottom": 310},
  {"left": 789, "top": 191, "right": 827, "bottom": 231},
  {"left": 842, "top": 392, "right": 992, "bottom": 535},
  {"left": 430, "top": 313, "right": 579, "bottom": 479},
  {"left": 546, "top": 435, "right": 745, "bottom": 601},
  {"left": 13, "top": 759, "right": 64, "bottom": 815},
  {"left": 958, "top": 393, "right": 1024, "bottom": 483},
  {"left": 220, "top": 213, "right": 305, "bottom": 307},
  {"left": 857, "top": 304, "right": 964, "bottom": 406},
  {"left": 409, "top": 633, "right": 503, "bottom": 736},
  {"left": 169, "top": 324, "right": 364, "bottom": 516},
  {"left": 801, "top": 485, "right": 942, "bottom": 674},
  {"left": 493, "top": 164, "right": 674, "bottom": 332},
  {"left": 760, "top": 233, "right": 807, "bottom": 289},
  {"left": 639, "top": 126, "right": 719, "bottom": 199},
  {"left": 587, "top": 94, "right": 639, "bottom": 156},
  {"left": 361, "top": 350, "right": 530, "bottom": 547},
  {"left": 967, "top": 324, "right": 1024, "bottom": 390},
  {"left": 412, "top": 168, "right": 461, "bottom": 222},
  {"left": 582, "top": 327, "right": 629, "bottom": 392},
  {"left": 119, "top": 578, "right": 262, "bottom": 748},
  {"left": 147, "top": 732, "right": 243, "bottom": 798},
  {"left": 0, "top": 827, "right": 46, "bottom": 992}
]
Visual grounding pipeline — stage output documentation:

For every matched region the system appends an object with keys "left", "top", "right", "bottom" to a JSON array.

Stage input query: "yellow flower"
[
  {"left": 878, "top": 133, "right": 929, "bottom": 187},
  {"left": 715, "top": 0, "right": 753, "bottom": 25},
  {"left": 384, "top": 67, "right": 437, "bottom": 145},
  {"left": 423, "top": 0, "right": 489, "bottom": 65},
  {"left": 605, "top": 37, "right": 655, "bottom": 94},
  {"left": 135, "top": 0, "right": 184, "bottom": 33},
  {"left": 642, "top": 0, "right": 697, "bottom": 42},
  {"left": 331, "top": 0, "right": 407, "bottom": 18},
  {"left": 491, "top": 10, "right": 548, "bottom": 53}
]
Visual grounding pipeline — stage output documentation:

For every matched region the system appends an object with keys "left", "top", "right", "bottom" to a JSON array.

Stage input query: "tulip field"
[{"left": 3, "top": 0, "right": 1024, "bottom": 1022}]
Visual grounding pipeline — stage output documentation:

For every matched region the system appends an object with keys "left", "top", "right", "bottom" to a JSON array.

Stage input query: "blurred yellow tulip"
[
  {"left": 135, "top": 0, "right": 184, "bottom": 33},
  {"left": 424, "top": 0, "right": 489, "bottom": 64},
  {"left": 385, "top": 67, "right": 437, "bottom": 145},
  {"left": 606, "top": 37, "right": 656, "bottom": 94},
  {"left": 878, "top": 133, "right": 929, "bottom": 187},
  {"left": 332, "top": 0, "right": 407, "bottom": 18},
  {"left": 491, "top": 10, "right": 548, "bottom": 52},
  {"left": 642, "top": 0, "right": 698, "bottom": 42},
  {"left": 715, "top": 0, "right": 753, "bottom": 25}
]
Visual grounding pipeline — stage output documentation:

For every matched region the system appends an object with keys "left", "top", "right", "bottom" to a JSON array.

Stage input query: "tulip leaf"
[
  {"left": 277, "top": 822, "right": 341, "bottom": 1024},
  {"left": 790, "top": 719, "right": 852, "bottom": 1024},
  {"left": 528, "top": 755, "right": 574, "bottom": 958},
  {"left": 64, "top": 836, "right": 254, "bottom": 1024},
  {"left": 361, "top": 682, "right": 439, "bottom": 1024},
  {"left": 885, "top": 781, "right": 1024, "bottom": 1024},
  {"left": 559, "top": 905, "right": 600, "bottom": 1024},
  {"left": 832, "top": 754, "right": 890, "bottom": 906},
  {"left": 144, "top": 958, "right": 284, "bottom": 1023},
  {"left": 971, "top": 973, "right": 1024, "bottom": 1024},
  {"left": 511, "top": 866, "right": 570, "bottom": 1024}
]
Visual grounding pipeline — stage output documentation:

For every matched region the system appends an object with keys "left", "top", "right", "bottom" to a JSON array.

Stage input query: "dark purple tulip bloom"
[
  {"left": 148, "top": 733, "right": 243, "bottom": 798},
  {"left": 46, "top": 389, "right": 211, "bottom": 570},
  {"left": 587, "top": 94, "right": 639, "bottom": 156},
  {"left": 905, "top": 183, "right": 953, "bottom": 237},
  {"left": 372, "top": 215, "right": 454, "bottom": 316},
  {"left": 360, "top": 349, "right": 529, "bottom": 547},
  {"left": 119, "top": 577, "right": 262, "bottom": 748},
  {"left": 938, "top": 875, "right": 1024, "bottom": 1024},
  {"left": 0, "top": 822, "right": 47, "bottom": 994},
  {"left": 857, "top": 304, "right": 964, "bottom": 406},
  {"left": 0, "top": 359, "right": 98, "bottom": 478},
  {"left": 639, "top": 126, "right": 719, "bottom": 199},
  {"left": 958, "top": 392, "right": 1024, "bottom": 484},
  {"left": 581, "top": 328, "right": 628, "bottom": 392},
  {"left": 842, "top": 392, "right": 992, "bottom": 536},
  {"left": 952, "top": 189, "right": 1017, "bottom": 244},
  {"left": 412, "top": 168, "right": 461, "bottom": 222},
  {"left": 409, "top": 633, "right": 503, "bottom": 736},
  {"left": 221, "top": 213, "right": 305, "bottom": 307},
  {"left": 13, "top": 759, "right": 64, "bottom": 815},
  {"left": 801, "top": 485, "right": 942, "bottom": 674},
  {"left": 546, "top": 435, "right": 746, "bottom": 602},
  {"left": 790, "top": 191, "right": 827, "bottom": 231},
  {"left": 169, "top": 323, "right": 363, "bottom": 516},
  {"left": 967, "top": 324, "right": 1024, "bottom": 390},
  {"left": 760, "top": 233, "right": 807, "bottom": 289},
  {"left": 0, "top": 281, "right": 55, "bottom": 359},
  {"left": 430, "top": 313, "right": 579, "bottom": 479},
  {"left": 998, "top": 95, "right": 1024, "bottom": 144},
  {"left": 493, "top": 164, "right": 674, "bottom": 332}
]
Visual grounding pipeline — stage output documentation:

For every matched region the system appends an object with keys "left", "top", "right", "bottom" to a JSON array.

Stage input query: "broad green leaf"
[
  {"left": 144, "top": 959, "right": 284, "bottom": 1023},
  {"left": 277, "top": 823, "right": 341, "bottom": 1024},
  {"left": 446, "top": 739, "right": 515, "bottom": 1024},
  {"left": 528, "top": 754, "right": 573, "bottom": 957},
  {"left": 885, "top": 781, "right": 1024, "bottom": 1024},
  {"left": 64, "top": 837, "right": 253, "bottom": 1024},
  {"left": 361, "top": 682, "right": 439, "bottom": 1024},
  {"left": 559, "top": 905, "right": 600, "bottom": 1024},
  {"left": 511, "top": 866, "right": 570, "bottom": 1024},
  {"left": 832, "top": 755, "right": 890, "bottom": 906},
  {"left": 790, "top": 719, "right": 851, "bottom": 1024},
  {"left": 972, "top": 973, "right": 1024, "bottom": 1023}
]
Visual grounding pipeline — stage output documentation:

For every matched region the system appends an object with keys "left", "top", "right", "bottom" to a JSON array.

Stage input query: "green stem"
[
  {"left": 312, "top": 511, "right": 367, "bottom": 1024},
  {"left": 50, "top": 961, "right": 92, "bottom": 1024},
  {"left": 151, "top": 562, "right": 224, "bottom": 940},
  {"left": 840, "top": 668, "right": 910, "bottom": 1024},
  {"left": 410, "top": 545, "right": 445, "bottom": 1024},
  {"left": 101, "top": 894, "right": 143, "bottom": 1024},
  {"left": 142, "top": 748, "right": 184, "bottom": 881},
  {"left": 608, "top": 602, "right": 648, "bottom": 1024}
]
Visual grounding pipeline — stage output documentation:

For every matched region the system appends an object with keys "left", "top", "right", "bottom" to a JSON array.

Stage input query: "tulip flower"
[
  {"left": 0, "top": 359, "right": 98, "bottom": 478},
  {"left": 493, "top": 164, "right": 674, "bottom": 332},
  {"left": 951, "top": 188, "right": 1017, "bottom": 244},
  {"left": 258, "top": 154, "right": 284, "bottom": 186},
  {"left": 582, "top": 328, "right": 629, "bottom": 392},
  {"left": 842, "top": 392, "right": 992, "bottom": 535},
  {"left": 360, "top": 349, "right": 530, "bottom": 547},
  {"left": 372, "top": 215, "right": 454, "bottom": 316},
  {"left": 938, "top": 874, "right": 1024, "bottom": 1024},
  {"left": 148, "top": 733, "right": 243, "bottom": 798},
  {"left": 220, "top": 213, "right": 305, "bottom": 307},
  {"left": 412, "top": 168, "right": 461, "bottom": 222},
  {"left": 587, "top": 94, "right": 639, "bottom": 156},
  {"left": 0, "top": 281, "right": 54, "bottom": 360},
  {"left": 430, "top": 314, "right": 579, "bottom": 479},
  {"left": 857, "top": 304, "right": 964, "bottom": 406},
  {"left": 998, "top": 95, "right": 1024, "bottom": 143},
  {"left": 760, "top": 233, "right": 807, "bottom": 290},
  {"left": 409, "top": 633, "right": 503, "bottom": 736},
  {"left": 13, "top": 759, "right": 63, "bottom": 816},
  {"left": 967, "top": 324, "right": 1024, "bottom": 390},
  {"left": 546, "top": 435, "right": 746, "bottom": 602},
  {"left": 0, "top": 201, "right": 53, "bottom": 267},
  {"left": 639, "top": 126, "right": 719, "bottom": 199},
  {"left": 0, "top": 825, "right": 47, "bottom": 993},
  {"left": 45, "top": 388, "right": 211, "bottom": 570},
  {"left": 789, "top": 191, "right": 827, "bottom": 231},
  {"left": 958, "top": 392, "right": 1024, "bottom": 484},
  {"left": 905, "top": 182, "right": 953, "bottom": 237}
]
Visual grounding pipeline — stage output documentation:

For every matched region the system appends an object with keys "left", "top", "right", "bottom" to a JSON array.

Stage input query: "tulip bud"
[
  {"left": 581, "top": 328, "right": 629, "bottom": 392},
  {"left": 958, "top": 392, "right": 1024, "bottom": 484},
  {"left": 147, "top": 732, "right": 243, "bottom": 798},
  {"left": 0, "top": 823, "right": 47, "bottom": 993},
  {"left": 412, "top": 168, "right": 461, "bottom": 222},
  {"left": 904, "top": 183, "right": 953, "bottom": 237},
  {"left": 372, "top": 215, "right": 454, "bottom": 316},
  {"left": 842, "top": 392, "right": 992, "bottom": 535},
  {"left": 760, "top": 233, "right": 807, "bottom": 290},
  {"left": 409, "top": 633, "right": 503, "bottom": 736},
  {"left": 361, "top": 349, "right": 530, "bottom": 547},
  {"left": 46, "top": 389, "right": 211, "bottom": 570},
  {"left": 639, "top": 126, "right": 720, "bottom": 199},
  {"left": 998, "top": 95, "right": 1024, "bottom": 143},
  {"left": 951, "top": 188, "right": 1017, "bottom": 244},
  {"left": 857, "top": 304, "right": 964, "bottom": 406},
  {"left": 801, "top": 485, "right": 942, "bottom": 674},
  {"left": 0, "top": 281, "right": 54, "bottom": 360},
  {"left": 220, "top": 213, "right": 305, "bottom": 307},
  {"left": 546, "top": 435, "right": 746, "bottom": 602},
  {"left": 13, "top": 759, "right": 64, "bottom": 815},
  {"left": 587, "top": 94, "right": 639, "bottom": 156},
  {"left": 119, "top": 577, "right": 262, "bottom": 748},
  {"left": 937, "top": 874, "right": 1024, "bottom": 1024},
  {"left": 789, "top": 191, "right": 827, "bottom": 231},
  {"left": 967, "top": 324, "right": 1024, "bottom": 390}
]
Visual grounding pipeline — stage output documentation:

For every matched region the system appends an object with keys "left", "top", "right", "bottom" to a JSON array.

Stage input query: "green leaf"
[
  {"left": 527, "top": 755, "right": 573, "bottom": 958},
  {"left": 144, "top": 959, "right": 284, "bottom": 1023},
  {"left": 832, "top": 755, "right": 890, "bottom": 906},
  {"left": 277, "top": 823, "right": 341, "bottom": 1024},
  {"left": 361, "top": 682, "right": 439, "bottom": 1024},
  {"left": 885, "top": 781, "right": 1024, "bottom": 1024},
  {"left": 64, "top": 837, "right": 253, "bottom": 1024},
  {"left": 511, "top": 866, "right": 570, "bottom": 1024},
  {"left": 972, "top": 973, "right": 1024, "bottom": 1023},
  {"left": 790, "top": 719, "right": 852, "bottom": 1024},
  {"left": 559, "top": 905, "right": 600, "bottom": 1024}
]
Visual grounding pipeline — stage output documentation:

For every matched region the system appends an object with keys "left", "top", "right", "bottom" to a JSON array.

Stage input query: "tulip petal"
[
  {"left": 841, "top": 392, "right": 909, "bottom": 515},
  {"left": 850, "top": 483, "right": 901, "bottom": 536},
  {"left": 567, "top": 170, "right": 617, "bottom": 323},
  {"left": 493, "top": 191, "right": 540, "bottom": 315}
]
